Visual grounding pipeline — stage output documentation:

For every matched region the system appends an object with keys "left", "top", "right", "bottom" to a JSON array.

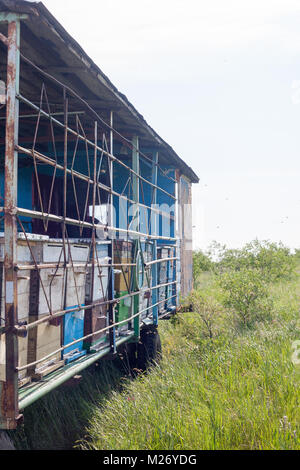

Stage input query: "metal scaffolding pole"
[
  {"left": 132, "top": 136, "right": 140, "bottom": 338},
  {"left": 108, "top": 111, "right": 116, "bottom": 353},
  {"left": 0, "top": 13, "right": 26, "bottom": 430},
  {"left": 151, "top": 151, "right": 159, "bottom": 326},
  {"left": 109, "top": 110, "right": 114, "bottom": 228}
]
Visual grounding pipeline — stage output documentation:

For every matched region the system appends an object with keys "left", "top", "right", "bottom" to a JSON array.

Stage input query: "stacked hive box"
[
  {"left": 157, "top": 246, "right": 169, "bottom": 314},
  {"left": 0, "top": 235, "right": 94, "bottom": 384},
  {"left": 0, "top": 234, "right": 67, "bottom": 385},
  {"left": 0, "top": 235, "right": 45, "bottom": 386},
  {"left": 84, "top": 241, "right": 110, "bottom": 352},
  {"left": 166, "top": 246, "right": 176, "bottom": 309},
  {"left": 62, "top": 241, "right": 90, "bottom": 363},
  {"left": 33, "top": 240, "right": 66, "bottom": 376},
  {"left": 138, "top": 241, "right": 152, "bottom": 320},
  {"left": 114, "top": 240, "right": 133, "bottom": 334},
  {"left": 157, "top": 245, "right": 176, "bottom": 314}
]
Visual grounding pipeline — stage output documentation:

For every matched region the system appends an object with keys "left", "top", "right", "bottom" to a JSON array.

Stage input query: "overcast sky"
[{"left": 40, "top": 0, "right": 300, "bottom": 250}]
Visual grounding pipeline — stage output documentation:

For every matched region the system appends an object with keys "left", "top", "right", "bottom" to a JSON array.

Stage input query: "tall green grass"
[{"left": 79, "top": 276, "right": 300, "bottom": 450}]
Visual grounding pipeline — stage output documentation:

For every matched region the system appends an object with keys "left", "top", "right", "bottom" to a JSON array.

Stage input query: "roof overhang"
[{"left": 0, "top": 0, "right": 199, "bottom": 183}]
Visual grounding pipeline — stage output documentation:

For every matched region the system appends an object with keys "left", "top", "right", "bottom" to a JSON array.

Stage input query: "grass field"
[
  {"left": 78, "top": 273, "right": 300, "bottom": 450},
  {"left": 9, "top": 253, "right": 300, "bottom": 450}
]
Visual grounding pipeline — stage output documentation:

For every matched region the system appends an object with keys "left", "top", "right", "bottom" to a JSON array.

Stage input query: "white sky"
[{"left": 40, "top": 0, "right": 300, "bottom": 250}]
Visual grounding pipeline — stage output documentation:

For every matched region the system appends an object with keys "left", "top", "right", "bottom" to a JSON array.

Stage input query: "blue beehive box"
[{"left": 63, "top": 305, "right": 87, "bottom": 363}]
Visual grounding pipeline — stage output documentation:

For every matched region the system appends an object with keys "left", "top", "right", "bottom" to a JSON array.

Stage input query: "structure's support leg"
[
  {"left": 108, "top": 242, "right": 116, "bottom": 355},
  {"left": 0, "top": 15, "right": 23, "bottom": 430},
  {"left": 151, "top": 151, "right": 159, "bottom": 325}
]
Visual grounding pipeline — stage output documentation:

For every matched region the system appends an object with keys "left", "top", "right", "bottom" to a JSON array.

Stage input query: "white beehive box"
[
  {"left": 139, "top": 287, "right": 151, "bottom": 320},
  {"left": 35, "top": 240, "right": 89, "bottom": 373},
  {"left": 65, "top": 242, "right": 89, "bottom": 308},
  {"left": 0, "top": 235, "right": 47, "bottom": 384},
  {"left": 92, "top": 242, "right": 110, "bottom": 301}
]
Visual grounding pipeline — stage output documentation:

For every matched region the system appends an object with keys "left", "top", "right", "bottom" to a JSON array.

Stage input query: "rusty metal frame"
[{"left": 0, "top": 12, "right": 179, "bottom": 429}]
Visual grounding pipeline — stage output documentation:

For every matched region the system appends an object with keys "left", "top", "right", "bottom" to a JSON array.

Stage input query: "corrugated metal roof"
[{"left": 0, "top": 0, "right": 199, "bottom": 183}]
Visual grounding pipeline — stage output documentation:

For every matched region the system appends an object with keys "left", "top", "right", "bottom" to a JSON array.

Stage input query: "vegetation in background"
[
  {"left": 218, "top": 268, "right": 273, "bottom": 327},
  {"left": 9, "top": 239, "right": 300, "bottom": 450},
  {"left": 192, "top": 250, "right": 213, "bottom": 288},
  {"left": 188, "top": 289, "right": 225, "bottom": 338},
  {"left": 207, "top": 239, "right": 296, "bottom": 282}
]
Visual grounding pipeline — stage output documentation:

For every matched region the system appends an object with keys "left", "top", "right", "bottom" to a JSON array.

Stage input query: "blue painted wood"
[
  {"left": 63, "top": 305, "right": 87, "bottom": 364},
  {"left": 0, "top": 164, "right": 33, "bottom": 232},
  {"left": 157, "top": 168, "right": 176, "bottom": 244}
]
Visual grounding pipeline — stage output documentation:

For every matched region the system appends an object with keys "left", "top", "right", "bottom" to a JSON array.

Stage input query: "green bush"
[
  {"left": 241, "top": 240, "right": 296, "bottom": 282},
  {"left": 293, "top": 249, "right": 300, "bottom": 263},
  {"left": 218, "top": 268, "right": 273, "bottom": 327},
  {"left": 206, "top": 241, "right": 245, "bottom": 273},
  {"left": 188, "top": 289, "right": 225, "bottom": 339},
  {"left": 193, "top": 250, "right": 213, "bottom": 286},
  {"left": 192, "top": 240, "right": 296, "bottom": 328},
  {"left": 210, "top": 240, "right": 295, "bottom": 283}
]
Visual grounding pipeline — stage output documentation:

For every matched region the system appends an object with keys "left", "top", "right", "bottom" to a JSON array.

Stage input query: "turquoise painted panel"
[{"left": 63, "top": 305, "right": 87, "bottom": 363}]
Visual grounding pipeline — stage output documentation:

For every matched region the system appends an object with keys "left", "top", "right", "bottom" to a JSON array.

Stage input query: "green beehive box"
[{"left": 115, "top": 290, "right": 132, "bottom": 332}]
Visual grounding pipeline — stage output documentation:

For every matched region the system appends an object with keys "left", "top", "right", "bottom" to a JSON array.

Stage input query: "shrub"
[
  {"left": 193, "top": 250, "right": 213, "bottom": 286},
  {"left": 210, "top": 239, "right": 295, "bottom": 283},
  {"left": 189, "top": 289, "right": 224, "bottom": 338},
  {"left": 218, "top": 268, "right": 273, "bottom": 327},
  {"left": 241, "top": 240, "right": 296, "bottom": 282},
  {"left": 293, "top": 248, "right": 300, "bottom": 264}
]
